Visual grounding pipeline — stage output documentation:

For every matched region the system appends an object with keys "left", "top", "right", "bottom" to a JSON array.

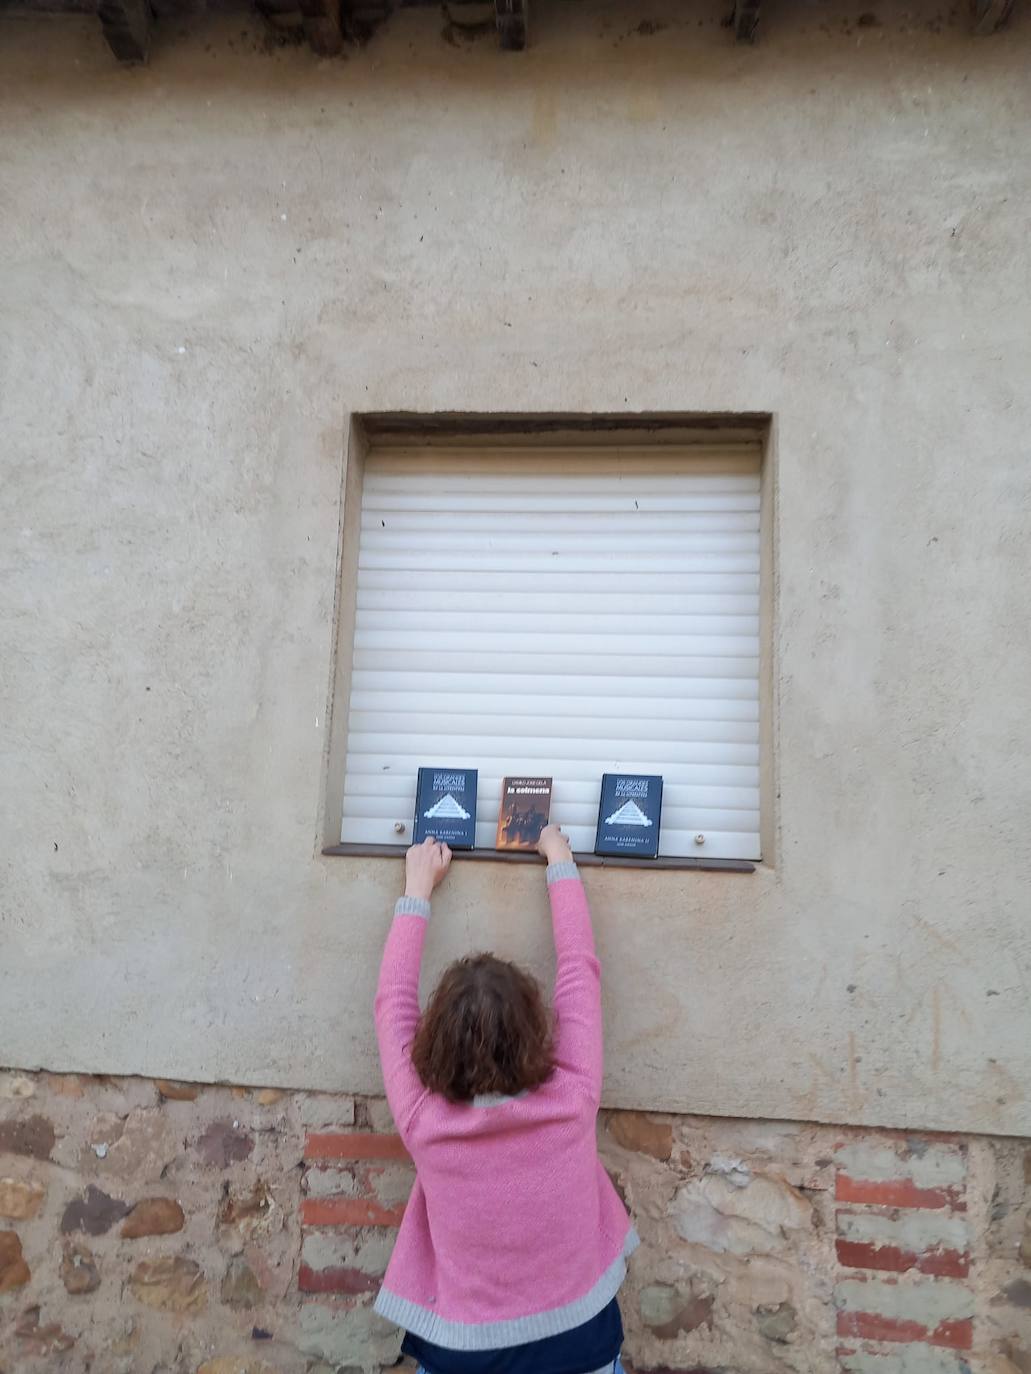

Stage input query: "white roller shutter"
[{"left": 340, "top": 445, "right": 761, "bottom": 861}]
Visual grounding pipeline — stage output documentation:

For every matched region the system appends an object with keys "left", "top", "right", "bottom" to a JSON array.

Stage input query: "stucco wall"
[{"left": 1, "top": 0, "right": 1029, "bottom": 1135}]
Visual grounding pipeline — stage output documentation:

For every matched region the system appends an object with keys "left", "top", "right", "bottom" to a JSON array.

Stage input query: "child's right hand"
[
  {"left": 538, "top": 825, "right": 573, "bottom": 865},
  {"left": 405, "top": 837, "right": 452, "bottom": 902}
]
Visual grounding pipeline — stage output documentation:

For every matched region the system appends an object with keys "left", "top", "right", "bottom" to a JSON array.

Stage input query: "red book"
[{"left": 495, "top": 777, "right": 553, "bottom": 851}]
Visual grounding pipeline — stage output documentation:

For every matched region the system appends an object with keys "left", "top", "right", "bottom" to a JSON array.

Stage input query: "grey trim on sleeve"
[
  {"left": 394, "top": 896, "right": 431, "bottom": 920},
  {"left": 374, "top": 1228, "right": 640, "bottom": 1349},
  {"left": 546, "top": 861, "right": 580, "bottom": 885}
]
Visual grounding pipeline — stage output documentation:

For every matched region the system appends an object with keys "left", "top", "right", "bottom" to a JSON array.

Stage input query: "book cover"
[
  {"left": 594, "top": 774, "right": 663, "bottom": 858},
  {"left": 413, "top": 767, "right": 478, "bottom": 849},
  {"left": 495, "top": 776, "right": 553, "bottom": 851}
]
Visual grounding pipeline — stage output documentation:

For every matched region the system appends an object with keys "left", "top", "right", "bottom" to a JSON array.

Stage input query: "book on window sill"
[
  {"left": 594, "top": 773, "right": 663, "bottom": 858},
  {"left": 413, "top": 767, "right": 478, "bottom": 849},
  {"left": 495, "top": 776, "right": 553, "bottom": 851}
]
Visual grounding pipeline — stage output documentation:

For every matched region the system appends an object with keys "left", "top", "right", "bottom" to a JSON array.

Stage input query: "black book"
[
  {"left": 413, "top": 768, "right": 478, "bottom": 849},
  {"left": 594, "top": 774, "right": 663, "bottom": 858}
]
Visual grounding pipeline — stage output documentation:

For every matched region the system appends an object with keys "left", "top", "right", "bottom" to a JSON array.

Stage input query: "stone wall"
[{"left": 1, "top": 1069, "right": 1030, "bottom": 1373}]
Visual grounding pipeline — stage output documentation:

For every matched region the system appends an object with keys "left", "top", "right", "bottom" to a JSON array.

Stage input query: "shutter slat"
[
  {"left": 348, "top": 734, "right": 758, "bottom": 767},
  {"left": 360, "top": 551, "right": 760, "bottom": 573},
  {"left": 344, "top": 753, "right": 759, "bottom": 788},
  {"left": 341, "top": 446, "right": 763, "bottom": 859},
  {"left": 358, "top": 590, "right": 758, "bottom": 615},
  {"left": 344, "top": 793, "right": 758, "bottom": 831},
  {"left": 349, "top": 690, "right": 758, "bottom": 720},
  {"left": 344, "top": 773, "right": 759, "bottom": 811},
  {"left": 364, "top": 531, "right": 759, "bottom": 551},
  {"left": 348, "top": 712, "right": 759, "bottom": 745},
  {"left": 357, "top": 612, "right": 758, "bottom": 636},
  {"left": 350, "top": 671, "right": 758, "bottom": 700},
  {"left": 359, "top": 570, "right": 759, "bottom": 594},
  {"left": 355, "top": 630, "right": 758, "bottom": 657},
  {"left": 354, "top": 650, "right": 758, "bottom": 677},
  {"left": 363, "top": 494, "right": 761, "bottom": 515},
  {"left": 363, "top": 513, "right": 761, "bottom": 534}
]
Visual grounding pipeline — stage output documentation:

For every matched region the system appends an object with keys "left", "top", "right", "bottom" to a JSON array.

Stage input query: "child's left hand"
[{"left": 404, "top": 837, "right": 452, "bottom": 902}]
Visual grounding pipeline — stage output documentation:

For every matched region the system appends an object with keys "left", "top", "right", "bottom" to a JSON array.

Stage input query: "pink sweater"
[{"left": 372, "top": 861, "right": 637, "bottom": 1350}]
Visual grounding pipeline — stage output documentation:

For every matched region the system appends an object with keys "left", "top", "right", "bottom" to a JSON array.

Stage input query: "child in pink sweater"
[{"left": 374, "top": 827, "right": 637, "bottom": 1374}]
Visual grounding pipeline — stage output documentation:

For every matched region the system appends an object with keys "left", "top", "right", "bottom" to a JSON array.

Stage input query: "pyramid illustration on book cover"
[
  {"left": 605, "top": 799, "right": 653, "bottom": 827},
  {"left": 424, "top": 794, "right": 470, "bottom": 821}
]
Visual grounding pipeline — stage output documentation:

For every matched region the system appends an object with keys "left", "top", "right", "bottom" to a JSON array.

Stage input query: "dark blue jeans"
[{"left": 418, "top": 1364, "right": 626, "bottom": 1374}]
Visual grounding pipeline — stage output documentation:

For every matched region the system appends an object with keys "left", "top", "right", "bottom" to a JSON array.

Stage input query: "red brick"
[
  {"left": 306, "top": 1132, "right": 409, "bottom": 1162},
  {"left": 301, "top": 1197, "right": 405, "bottom": 1227},
  {"left": 298, "top": 1263, "right": 379, "bottom": 1295},
  {"left": 932, "top": 1319, "right": 975, "bottom": 1350},
  {"left": 836, "top": 1311, "right": 973, "bottom": 1350},
  {"left": 835, "top": 1238, "right": 970, "bottom": 1278},
  {"left": 835, "top": 1175, "right": 965, "bottom": 1210}
]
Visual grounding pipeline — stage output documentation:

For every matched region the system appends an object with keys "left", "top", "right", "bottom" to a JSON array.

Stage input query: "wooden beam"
[
  {"left": 494, "top": 0, "right": 527, "bottom": 49},
  {"left": 971, "top": 0, "right": 1015, "bottom": 32},
  {"left": 97, "top": 0, "right": 151, "bottom": 61},
  {"left": 733, "top": 0, "right": 760, "bottom": 40},
  {"left": 300, "top": 0, "right": 343, "bottom": 54}
]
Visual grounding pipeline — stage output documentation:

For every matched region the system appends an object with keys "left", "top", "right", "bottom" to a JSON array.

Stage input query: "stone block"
[
  {"left": 218, "top": 1180, "right": 276, "bottom": 1238},
  {"left": 45, "top": 1074, "right": 85, "bottom": 1097},
  {"left": 366, "top": 1098, "right": 395, "bottom": 1134},
  {"left": 0, "top": 1228, "right": 31, "bottom": 1290},
  {"left": 605, "top": 1164, "right": 630, "bottom": 1210},
  {"left": 0, "top": 1113, "right": 55, "bottom": 1159},
  {"left": 87, "top": 1106, "right": 178, "bottom": 1181},
  {"left": 305, "top": 1165, "right": 363, "bottom": 1199},
  {"left": 609, "top": 1111, "right": 674, "bottom": 1161},
  {"left": 299, "top": 1092, "right": 356, "bottom": 1128},
  {"left": 130, "top": 1255, "right": 208, "bottom": 1312},
  {"left": 0, "top": 1075, "right": 36, "bottom": 1100},
  {"left": 121, "top": 1196, "right": 186, "bottom": 1237},
  {"left": 222, "top": 1256, "right": 264, "bottom": 1308},
  {"left": 156, "top": 1078, "right": 201, "bottom": 1101},
  {"left": 672, "top": 1171, "right": 812, "bottom": 1255},
  {"left": 61, "top": 1184, "right": 131, "bottom": 1235},
  {"left": 638, "top": 1281, "right": 714, "bottom": 1337},
  {"left": 197, "top": 1120, "right": 255, "bottom": 1167},
  {"left": 1005, "top": 1280, "right": 1031, "bottom": 1309},
  {"left": 296, "top": 1299, "right": 404, "bottom": 1368},
  {"left": 757, "top": 1301, "right": 796, "bottom": 1342},
  {"left": 301, "top": 1227, "right": 396, "bottom": 1278},
  {"left": 62, "top": 1240, "right": 101, "bottom": 1294},
  {"left": 0, "top": 1176, "right": 45, "bottom": 1219},
  {"left": 365, "top": 1162, "right": 416, "bottom": 1207},
  {"left": 15, "top": 1305, "right": 75, "bottom": 1356}
]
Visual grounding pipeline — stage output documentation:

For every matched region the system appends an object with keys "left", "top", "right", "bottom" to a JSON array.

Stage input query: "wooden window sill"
[{"left": 322, "top": 843, "right": 755, "bottom": 873}]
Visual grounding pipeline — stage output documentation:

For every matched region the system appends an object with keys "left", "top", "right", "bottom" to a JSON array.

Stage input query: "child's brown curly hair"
[{"left": 410, "top": 953, "right": 554, "bottom": 1104}]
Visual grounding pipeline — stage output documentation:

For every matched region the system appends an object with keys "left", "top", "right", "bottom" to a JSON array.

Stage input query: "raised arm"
[
  {"left": 374, "top": 839, "right": 452, "bottom": 1139},
  {"left": 538, "top": 825, "right": 603, "bottom": 1103}
]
